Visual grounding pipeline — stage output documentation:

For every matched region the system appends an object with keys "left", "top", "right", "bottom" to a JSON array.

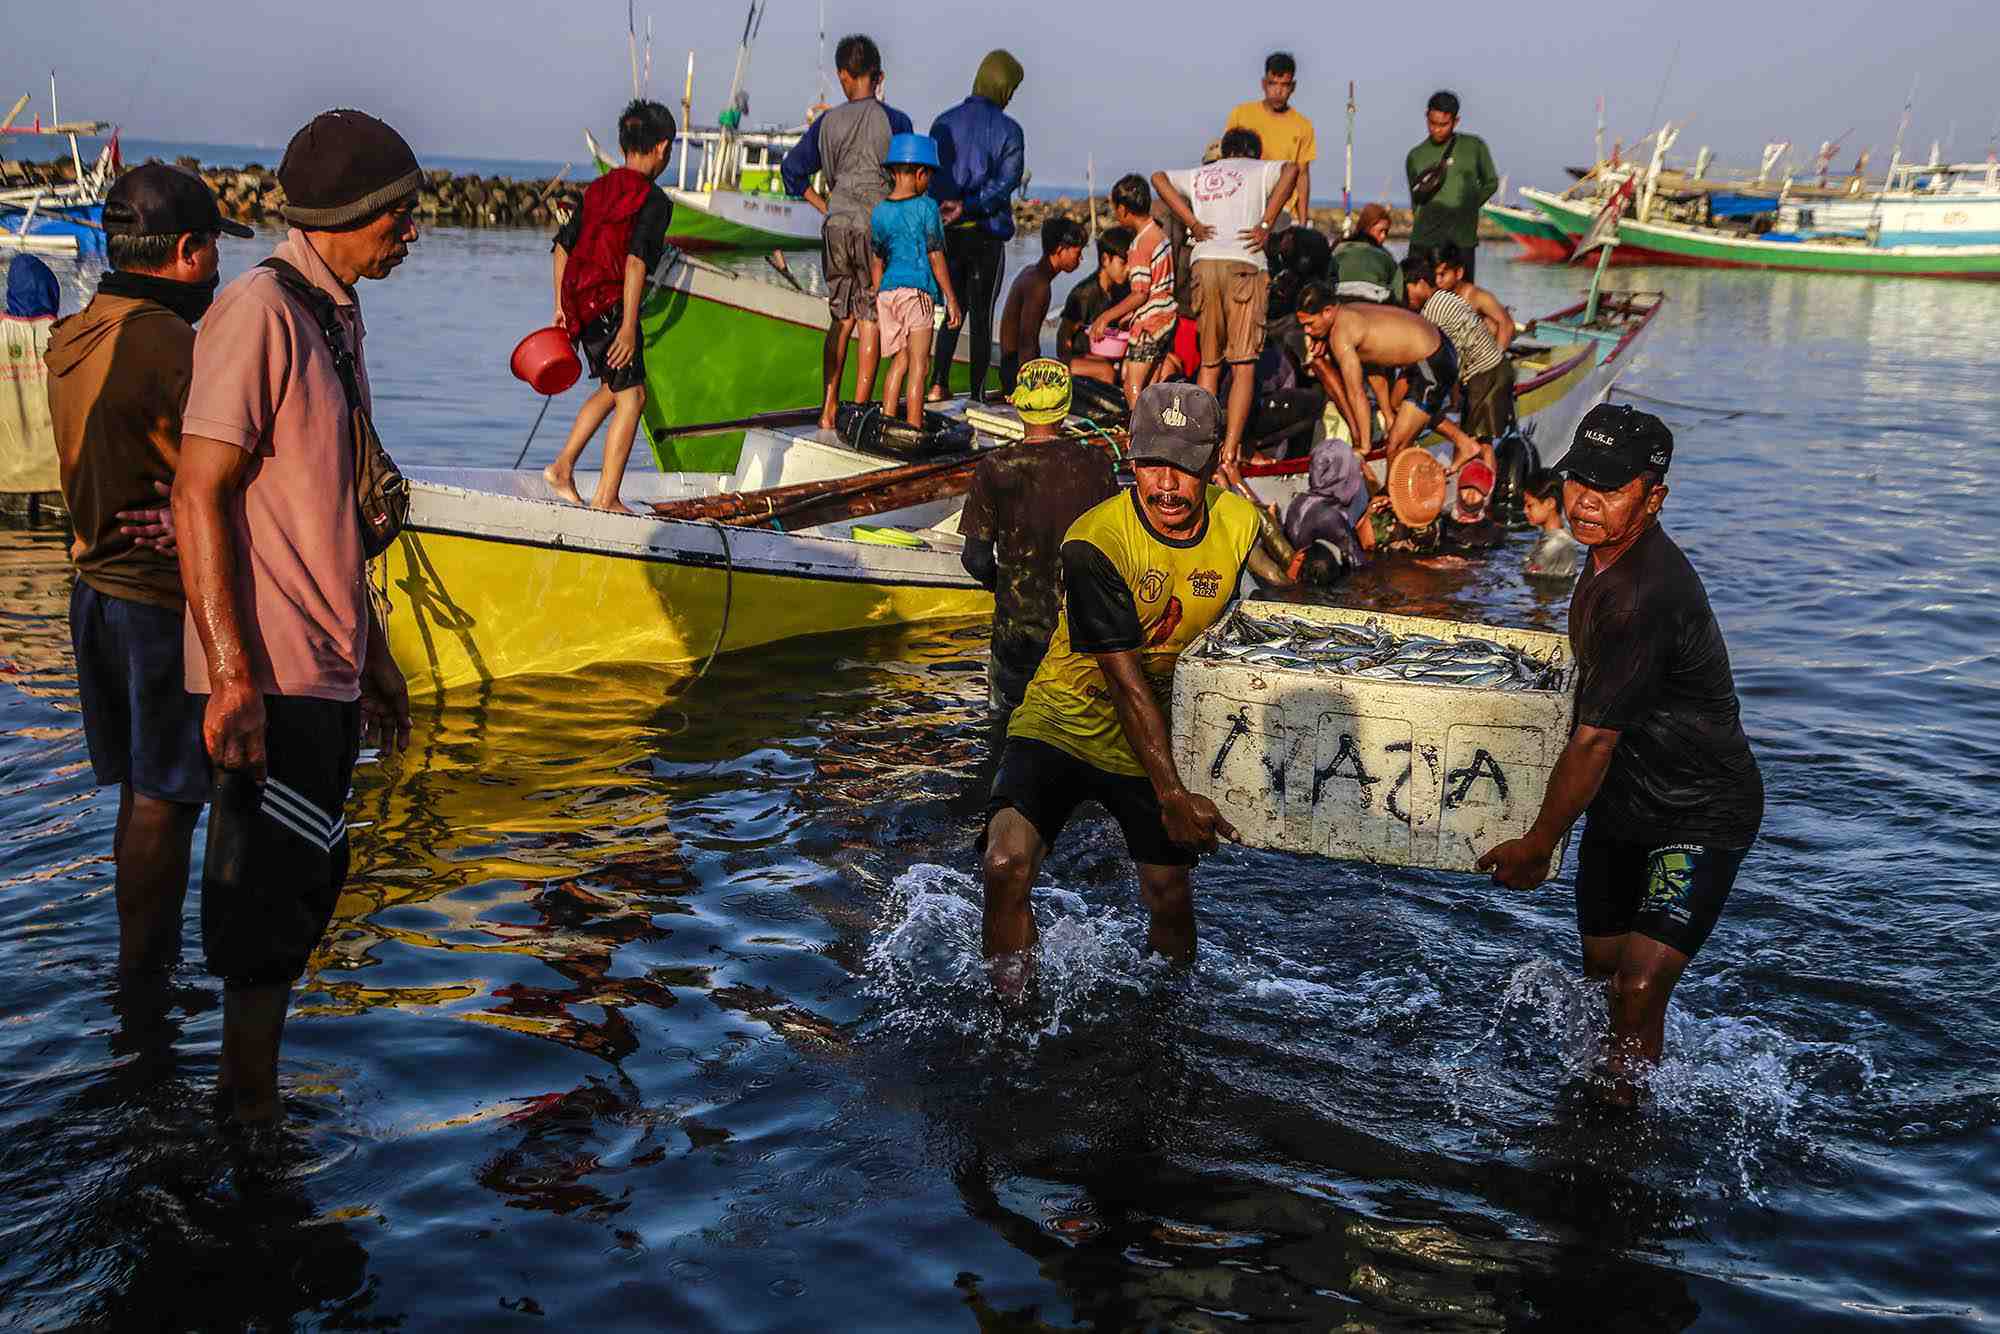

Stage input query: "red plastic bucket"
[{"left": 509, "top": 326, "right": 582, "bottom": 396}]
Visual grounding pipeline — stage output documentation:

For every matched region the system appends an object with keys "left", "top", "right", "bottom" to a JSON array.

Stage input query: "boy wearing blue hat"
[{"left": 870, "top": 133, "right": 962, "bottom": 426}]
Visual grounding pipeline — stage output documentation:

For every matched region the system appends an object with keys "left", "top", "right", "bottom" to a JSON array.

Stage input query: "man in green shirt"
[{"left": 1405, "top": 90, "right": 1499, "bottom": 281}]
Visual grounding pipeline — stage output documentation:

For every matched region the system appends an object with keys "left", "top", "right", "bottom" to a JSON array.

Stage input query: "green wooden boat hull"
[
  {"left": 633, "top": 258, "right": 972, "bottom": 472},
  {"left": 1520, "top": 187, "right": 2000, "bottom": 278}
]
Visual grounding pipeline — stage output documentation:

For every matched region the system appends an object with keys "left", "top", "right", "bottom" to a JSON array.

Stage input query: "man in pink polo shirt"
[{"left": 173, "top": 109, "right": 417, "bottom": 1126}]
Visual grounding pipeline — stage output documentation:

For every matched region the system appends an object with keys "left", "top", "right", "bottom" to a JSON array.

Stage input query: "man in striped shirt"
[{"left": 1403, "top": 251, "right": 1506, "bottom": 471}]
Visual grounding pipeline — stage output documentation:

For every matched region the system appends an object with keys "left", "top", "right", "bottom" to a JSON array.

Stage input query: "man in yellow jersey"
[{"left": 979, "top": 383, "right": 1293, "bottom": 974}]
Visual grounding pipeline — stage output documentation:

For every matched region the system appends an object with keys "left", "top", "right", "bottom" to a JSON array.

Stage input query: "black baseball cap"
[
  {"left": 1129, "top": 383, "right": 1221, "bottom": 475},
  {"left": 103, "top": 164, "right": 254, "bottom": 239},
  {"left": 1558, "top": 402, "right": 1673, "bottom": 490}
]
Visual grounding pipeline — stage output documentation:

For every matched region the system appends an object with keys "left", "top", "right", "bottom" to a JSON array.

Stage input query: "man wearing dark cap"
[
  {"left": 173, "top": 109, "right": 418, "bottom": 1125},
  {"left": 979, "top": 384, "right": 1292, "bottom": 984},
  {"left": 1479, "top": 404, "right": 1763, "bottom": 1104},
  {"left": 45, "top": 164, "right": 252, "bottom": 980}
]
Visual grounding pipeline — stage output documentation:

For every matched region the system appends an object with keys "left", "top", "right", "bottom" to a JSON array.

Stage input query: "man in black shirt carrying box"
[{"left": 1479, "top": 404, "right": 1764, "bottom": 1104}]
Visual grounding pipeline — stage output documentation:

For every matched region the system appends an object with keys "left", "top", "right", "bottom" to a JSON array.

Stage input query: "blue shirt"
[
  {"left": 927, "top": 96, "right": 1025, "bottom": 240},
  {"left": 870, "top": 196, "right": 945, "bottom": 299},
  {"left": 780, "top": 100, "right": 914, "bottom": 199}
]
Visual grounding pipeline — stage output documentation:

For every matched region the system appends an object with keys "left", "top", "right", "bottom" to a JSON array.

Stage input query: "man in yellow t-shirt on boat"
[{"left": 978, "top": 384, "right": 1293, "bottom": 980}]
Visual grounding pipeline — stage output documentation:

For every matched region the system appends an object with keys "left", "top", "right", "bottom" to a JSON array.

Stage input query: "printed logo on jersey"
[
  {"left": 1137, "top": 569, "right": 1168, "bottom": 603},
  {"left": 1187, "top": 568, "right": 1222, "bottom": 599}
]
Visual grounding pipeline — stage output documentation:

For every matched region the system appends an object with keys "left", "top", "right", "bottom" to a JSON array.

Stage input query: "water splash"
[
  {"left": 1438, "top": 957, "right": 1878, "bottom": 1203},
  {"left": 861, "top": 863, "right": 1162, "bottom": 1046}
]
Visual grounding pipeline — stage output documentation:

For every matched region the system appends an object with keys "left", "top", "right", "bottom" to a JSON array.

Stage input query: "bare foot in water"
[{"left": 543, "top": 463, "right": 583, "bottom": 505}]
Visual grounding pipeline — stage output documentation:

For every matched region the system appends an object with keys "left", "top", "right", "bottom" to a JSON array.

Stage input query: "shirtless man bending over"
[
  {"left": 1296, "top": 282, "right": 1483, "bottom": 466},
  {"left": 996, "top": 216, "right": 1087, "bottom": 398}
]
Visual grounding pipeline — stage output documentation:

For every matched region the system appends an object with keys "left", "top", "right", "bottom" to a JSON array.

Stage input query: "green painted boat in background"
[
  {"left": 632, "top": 257, "right": 972, "bottom": 472},
  {"left": 1520, "top": 186, "right": 2000, "bottom": 279},
  {"left": 1481, "top": 202, "right": 1573, "bottom": 262},
  {"left": 663, "top": 187, "right": 821, "bottom": 252}
]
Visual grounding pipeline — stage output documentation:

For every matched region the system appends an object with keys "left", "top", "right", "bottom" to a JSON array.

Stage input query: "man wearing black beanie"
[{"left": 173, "top": 108, "right": 419, "bottom": 1126}]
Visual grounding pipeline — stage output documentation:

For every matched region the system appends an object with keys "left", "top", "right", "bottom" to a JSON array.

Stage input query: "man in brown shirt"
[
  {"left": 175, "top": 110, "right": 417, "bottom": 1125},
  {"left": 959, "top": 358, "right": 1118, "bottom": 736},
  {"left": 45, "top": 164, "right": 252, "bottom": 976}
]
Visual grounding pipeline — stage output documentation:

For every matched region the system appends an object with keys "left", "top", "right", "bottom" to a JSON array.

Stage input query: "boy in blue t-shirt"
[{"left": 870, "top": 134, "right": 962, "bottom": 425}]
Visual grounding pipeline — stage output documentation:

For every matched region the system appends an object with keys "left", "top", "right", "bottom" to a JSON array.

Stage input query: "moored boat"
[
  {"left": 381, "top": 419, "right": 1000, "bottom": 697},
  {"left": 628, "top": 254, "right": 971, "bottom": 472},
  {"left": 663, "top": 185, "right": 820, "bottom": 250},
  {"left": 1481, "top": 201, "right": 1574, "bottom": 262}
]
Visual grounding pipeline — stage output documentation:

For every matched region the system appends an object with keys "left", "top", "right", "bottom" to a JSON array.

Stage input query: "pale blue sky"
[{"left": 8, "top": 0, "right": 1995, "bottom": 200}]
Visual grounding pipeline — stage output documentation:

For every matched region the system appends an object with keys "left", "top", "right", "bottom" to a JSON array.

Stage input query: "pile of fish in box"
[{"left": 1191, "top": 609, "right": 1568, "bottom": 692}]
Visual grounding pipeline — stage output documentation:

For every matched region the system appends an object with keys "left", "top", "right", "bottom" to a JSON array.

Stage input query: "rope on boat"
[
  {"left": 1610, "top": 384, "right": 1783, "bottom": 420},
  {"left": 696, "top": 520, "right": 744, "bottom": 688}
]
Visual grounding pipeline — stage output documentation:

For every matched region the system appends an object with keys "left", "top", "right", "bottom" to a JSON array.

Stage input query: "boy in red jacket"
[{"left": 544, "top": 100, "right": 676, "bottom": 512}]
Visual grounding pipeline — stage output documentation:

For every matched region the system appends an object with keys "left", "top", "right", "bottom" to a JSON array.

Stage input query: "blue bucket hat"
[{"left": 885, "top": 132, "right": 940, "bottom": 169}]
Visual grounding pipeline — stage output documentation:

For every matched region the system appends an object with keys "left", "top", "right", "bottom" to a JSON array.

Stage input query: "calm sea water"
[{"left": 2, "top": 228, "right": 1995, "bottom": 1330}]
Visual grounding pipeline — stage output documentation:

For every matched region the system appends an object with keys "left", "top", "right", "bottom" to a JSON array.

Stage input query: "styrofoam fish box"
[{"left": 1170, "top": 604, "right": 1576, "bottom": 875}]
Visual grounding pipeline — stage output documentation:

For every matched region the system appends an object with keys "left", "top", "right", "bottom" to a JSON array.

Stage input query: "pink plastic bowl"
[{"left": 1089, "top": 329, "right": 1130, "bottom": 359}]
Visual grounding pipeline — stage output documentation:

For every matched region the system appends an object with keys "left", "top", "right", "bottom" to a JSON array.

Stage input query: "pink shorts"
[{"left": 877, "top": 288, "right": 935, "bottom": 358}]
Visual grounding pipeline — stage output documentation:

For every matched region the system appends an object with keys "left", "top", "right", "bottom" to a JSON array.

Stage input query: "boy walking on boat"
[
  {"left": 801, "top": 35, "right": 898, "bottom": 431},
  {"left": 869, "top": 134, "right": 962, "bottom": 425},
  {"left": 544, "top": 99, "right": 677, "bottom": 513}
]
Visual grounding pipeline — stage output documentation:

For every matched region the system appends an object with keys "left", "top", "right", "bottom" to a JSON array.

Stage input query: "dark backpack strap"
[{"left": 258, "top": 258, "right": 362, "bottom": 412}]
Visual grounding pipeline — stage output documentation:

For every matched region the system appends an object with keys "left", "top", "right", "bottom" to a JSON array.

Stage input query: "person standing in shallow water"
[
  {"left": 46, "top": 166, "right": 254, "bottom": 977},
  {"left": 979, "top": 384, "right": 1294, "bottom": 988},
  {"left": 1479, "top": 404, "right": 1764, "bottom": 1104},
  {"left": 174, "top": 109, "right": 417, "bottom": 1125}
]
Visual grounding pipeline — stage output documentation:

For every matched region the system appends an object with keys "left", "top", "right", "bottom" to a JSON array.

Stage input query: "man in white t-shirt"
[{"left": 1152, "top": 130, "right": 1296, "bottom": 484}]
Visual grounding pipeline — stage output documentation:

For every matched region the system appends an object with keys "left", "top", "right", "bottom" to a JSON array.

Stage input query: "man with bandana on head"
[{"left": 45, "top": 164, "right": 254, "bottom": 983}]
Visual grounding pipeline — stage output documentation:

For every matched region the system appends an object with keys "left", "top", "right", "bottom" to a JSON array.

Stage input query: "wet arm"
[
  {"left": 1477, "top": 725, "right": 1618, "bottom": 887},
  {"left": 1330, "top": 337, "right": 1372, "bottom": 448},
  {"left": 174, "top": 437, "right": 264, "bottom": 774},
  {"left": 1097, "top": 649, "right": 1237, "bottom": 848}
]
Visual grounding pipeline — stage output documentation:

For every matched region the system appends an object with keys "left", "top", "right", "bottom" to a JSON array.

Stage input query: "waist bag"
[{"left": 258, "top": 258, "right": 408, "bottom": 558}]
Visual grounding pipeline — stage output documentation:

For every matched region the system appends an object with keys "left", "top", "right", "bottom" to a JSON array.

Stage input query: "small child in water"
[
  {"left": 869, "top": 134, "right": 962, "bottom": 425},
  {"left": 1521, "top": 467, "right": 1582, "bottom": 580}
]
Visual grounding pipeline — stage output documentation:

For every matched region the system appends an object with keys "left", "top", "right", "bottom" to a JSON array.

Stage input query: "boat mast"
[{"left": 1343, "top": 81, "right": 1355, "bottom": 224}]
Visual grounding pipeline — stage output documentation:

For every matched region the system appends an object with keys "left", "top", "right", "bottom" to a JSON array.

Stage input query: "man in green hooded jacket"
[{"left": 928, "top": 50, "right": 1026, "bottom": 403}]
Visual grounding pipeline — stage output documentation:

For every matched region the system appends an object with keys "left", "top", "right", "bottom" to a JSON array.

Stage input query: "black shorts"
[
  {"left": 1573, "top": 820, "right": 1750, "bottom": 959},
  {"left": 70, "top": 581, "right": 210, "bottom": 805},
  {"left": 201, "top": 695, "right": 361, "bottom": 989},
  {"left": 983, "top": 736, "right": 1197, "bottom": 867},
  {"left": 1407, "top": 338, "right": 1460, "bottom": 425},
  {"left": 576, "top": 305, "right": 645, "bottom": 393}
]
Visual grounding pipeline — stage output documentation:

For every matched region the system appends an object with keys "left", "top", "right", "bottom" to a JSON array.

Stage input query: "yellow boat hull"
[{"left": 383, "top": 525, "right": 990, "bottom": 697}]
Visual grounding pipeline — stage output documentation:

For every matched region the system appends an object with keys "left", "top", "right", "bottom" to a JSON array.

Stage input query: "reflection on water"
[{"left": 3, "top": 244, "right": 1997, "bottom": 1328}]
